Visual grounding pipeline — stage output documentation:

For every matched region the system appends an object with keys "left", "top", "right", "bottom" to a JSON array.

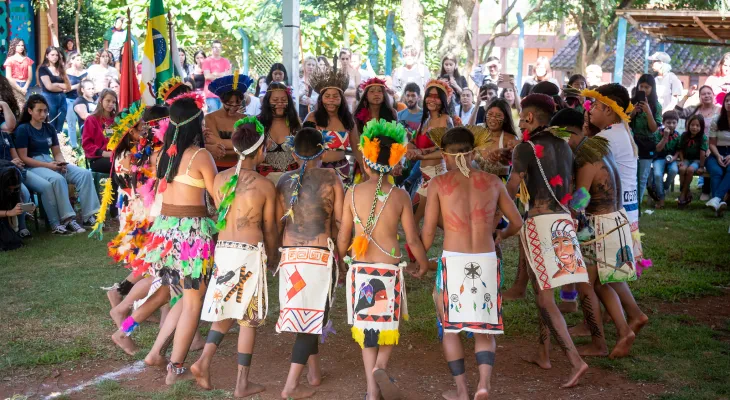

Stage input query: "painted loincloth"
[
  {"left": 436, "top": 251, "right": 503, "bottom": 335},
  {"left": 346, "top": 261, "right": 408, "bottom": 348},
  {"left": 579, "top": 210, "right": 637, "bottom": 284},
  {"left": 520, "top": 213, "right": 589, "bottom": 290},
  {"left": 275, "top": 239, "right": 337, "bottom": 335},
  {"left": 416, "top": 162, "right": 447, "bottom": 196},
  {"left": 201, "top": 241, "right": 268, "bottom": 326},
  {"left": 623, "top": 203, "right": 643, "bottom": 260}
]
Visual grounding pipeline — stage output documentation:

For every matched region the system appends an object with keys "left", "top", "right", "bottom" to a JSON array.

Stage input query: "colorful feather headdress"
[
  {"left": 158, "top": 94, "right": 205, "bottom": 193},
  {"left": 215, "top": 116, "right": 266, "bottom": 231},
  {"left": 425, "top": 79, "right": 453, "bottom": 99},
  {"left": 208, "top": 70, "right": 254, "bottom": 99},
  {"left": 359, "top": 77, "right": 386, "bottom": 91},
  {"left": 349, "top": 119, "right": 408, "bottom": 260},
  {"left": 309, "top": 67, "right": 349, "bottom": 95},
  {"left": 157, "top": 76, "right": 185, "bottom": 102},
  {"left": 428, "top": 125, "right": 493, "bottom": 177},
  {"left": 281, "top": 130, "right": 334, "bottom": 222}
]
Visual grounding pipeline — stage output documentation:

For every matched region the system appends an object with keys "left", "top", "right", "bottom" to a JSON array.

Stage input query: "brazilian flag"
[{"left": 140, "top": 0, "right": 172, "bottom": 103}]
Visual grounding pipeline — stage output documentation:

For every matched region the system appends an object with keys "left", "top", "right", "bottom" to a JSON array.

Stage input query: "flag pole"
[{"left": 167, "top": 10, "right": 174, "bottom": 69}]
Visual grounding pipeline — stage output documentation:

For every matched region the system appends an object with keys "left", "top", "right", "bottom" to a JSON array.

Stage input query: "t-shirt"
[
  {"left": 202, "top": 57, "right": 232, "bottom": 99},
  {"left": 598, "top": 123, "right": 638, "bottom": 209},
  {"left": 38, "top": 66, "right": 65, "bottom": 93},
  {"left": 709, "top": 117, "right": 730, "bottom": 147},
  {"left": 397, "top": 109, "right": 423, "bottom": 134},
  {"left": 679, "top": 134, "right": 709, "bottom": 161},
  {"left": 655, "top": 72, "right": 683, "bottom": 111},
  {"left": 245, "top": 95, "right": 261, "bottom": 117},
  {"left": 0, "top": 131, "right": 16, "bottom": 162},
  {"left": 66, "top": 71, "right": 88, "bottom": 100},
  {"left": 3, "top": 56, "right": 34, "bottom": 82},
  {"left": 630, "top": 103, "right": 663, "bottom": 159},
  {"left": 73, "top": 97, "right": 97, "bottom": 132},
  {"left": 392, "top": 64, "right": 430, "bottom": 95},
  {"left": 86, "top": 64, "right": 119, "bottom": 93},
  {"left": 653, "top": 130, "right": 680, "bottom": 159},
  {"left": 456, "top": 104, "right": 475, "bottom": 124},
  {"left": 14, "top": 122, "right": 59, "bottom": 157}
]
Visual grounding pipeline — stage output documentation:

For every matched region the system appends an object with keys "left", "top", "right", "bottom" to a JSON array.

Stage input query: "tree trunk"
[
  {"left": 400, "top": 0, "right": 425, "bottom": 63},
  {"left": 436, "top": 0, "right": 476, "bottom": 60},
  {"left": 75, "top": 0, "right": 81, "bottom": 53},
  {"left": 340, "top": 9, "right": 350, "bottom": 47}
]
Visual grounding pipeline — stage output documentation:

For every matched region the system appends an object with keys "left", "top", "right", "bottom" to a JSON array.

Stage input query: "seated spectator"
[
  {"left": 651, "top": 111, "right": 681, "bottom": 209},
  {"left": 677, "top": 115, "right": 708, "bottom": 208},
  {"left": 82, "top": 89, "right": 117, "bottom": 173},
  {"left": 706, "top": 94, "right": 730, "bottom": 216},
  {"left": 87, "top": 49, "right": 119, "bottom": 95},
  {"left": 14, "top": 94, "right": 100, "bottom": 234},
  {"left": 73, "top": 79, "right": 97, "bottom": 135},
  {"left": 0, "top": 161, "right": 27, "bottom": 251}
]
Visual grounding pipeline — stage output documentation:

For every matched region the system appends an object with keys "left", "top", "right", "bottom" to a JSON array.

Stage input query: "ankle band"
[
  {"left": 120, "top": 317, "right": 139, "bottom": 336},
  {"left": 560, "top": 289, "right": 578, "bottom": 302},
  {"left": 447, "top": 359, "right": 465, "bottom": 376},
  {"left": 238, "top": 353, "right": 252, "bottom": 366},
  {"left": 475, "top": 351, "right": 495, "bottom": 366},
  {"left": 117, "top": 279, "right": 133, "bottom": 296},
  {"left": 167, "top": 361, "right": 186, "bottom": 375},
  {"left": 206, "top": 330, "right": 225, "bottom": 346}
]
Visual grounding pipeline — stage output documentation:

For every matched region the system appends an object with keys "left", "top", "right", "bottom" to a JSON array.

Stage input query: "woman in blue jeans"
[
  {"left": 706, "top": 94, "right": 730, "bottom": 216},
  {"left": 64, "top": 52, "right": 87, "bottom": 148},
  {"left": 37, "top": 46, "right": 70, "bottom": 134},
  {"left": 14, "top": 95, "right": 100, "bottom": 234}
]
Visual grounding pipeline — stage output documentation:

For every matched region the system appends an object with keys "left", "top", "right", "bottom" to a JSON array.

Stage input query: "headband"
[
  {"left": 281, "top": 131, "right": 334, "bottom": 222},
  {"left": 425, "top": 79, "right": 453, "bottom": 99},
  {"left": 581, "top": 89, "right": 634, "bottom": 123},
  {"left": 427, "top": 125, "right": 493, "bottom": 177},
  {"left": 158, "top": 108, "right": 203, "bottom": 193}
]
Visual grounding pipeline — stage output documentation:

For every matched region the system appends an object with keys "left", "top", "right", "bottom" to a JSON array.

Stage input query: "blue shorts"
[{"left": 682, "top": 160, "right": 700, "bottom": 170}]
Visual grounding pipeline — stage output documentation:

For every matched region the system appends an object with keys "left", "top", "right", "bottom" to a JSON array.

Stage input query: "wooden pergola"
[{"left": 615, "top": 9, "right": 730, "bottom": 46}]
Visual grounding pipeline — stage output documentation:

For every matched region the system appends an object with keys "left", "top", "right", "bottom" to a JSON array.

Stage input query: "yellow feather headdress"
[{"left": 581, "top": 89, "right": 635, "bottom": 123}]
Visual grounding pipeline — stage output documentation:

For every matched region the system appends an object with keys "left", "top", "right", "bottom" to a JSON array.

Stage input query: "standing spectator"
[
  {"left": 396, "top": 82, "right": 423, "bottom": 133},
  {"left": 354, "top": 53, "right": 375, "bottom": 82},
  {"left": 440, "top": 54, "right": 468, "bottom": 103},
  {"left": 677, "top": 115, "right": 707, "bottom": 207},
  {"left": 471, "top": 82, "right": 499, "bottom": 125},
  {"left": 64, "top": 52, "right": 87, "bottom": 149},
  {"left": 470, "top": 55, "right": 501, "bottom": 88},
  {"left": 392, "top": 45, "right": 429, "bottom": 95},
  {"left": 706, "top": 94, "right": 730, "bottom": 215},
  {"left": 520, "top": 56, "right": 559, "bottom": 97},
  {"left": 202, "top": 40, "right": 232, "bottom": 112},
  {"left": 82, "top": 89, "right": 117, "bottom": 174},
  {"left": 4, "top": 38, "right": 34, "bottom": 98},
  {"left": 630, "top": 74, "right": 662, "bottom": 205},
  {"left": 73, "top": 79, "right": 96, "bottom": 135},
  {"left": 585, "top": 64, "right": 604, "bottom": 88},
  {"left": 649, "top": 52, "right": 683, "bottom": 111},
  {"left": 705, "top": 53, "right": 730, "bottom": 101},
  {"left": 299, "top": 56, "right": 318, "bottom": 120},
  {"left": 191, "top": 50, "right": 206, "bottom": 91},
  {"left": 15, "top": 94, "right": 100, "bottom": 234},
  {"left": 109, "top": 78, "right": 121, "bottom": 97},
  {"left": 316, "top": 55, "right": 330, "bottom": 71},
  {"left": 87, "top": 49, "right": 119, "bottom": 95},
  {"left": 37, "top": 46, "right": 71, "bottom": 134},
  {"left": 178, "top": 48, "right": 195, "bottom": 80},
  {"left": 254, "top": 76, "right": 266, "bottom": 98},
  {"left": 339, "top": 49, "right": 360, "bottom": 110},
  {"left": 61, "top": 37, "right": 76, "bottom": 55},
  {"left": 103, "top": 17, "right": 131, "bottom": 70},
  {"left": 651, "top": 111, "right": 681, "bottom": 209},
  {"left": 500, "top": 85, "right": 522, "bottom": 132},
  {"left": 456, "top": 88, "right": 475, "bottom": 123},
  {"left": 262, "top": 63, "right": 289, "bottom": 101}
]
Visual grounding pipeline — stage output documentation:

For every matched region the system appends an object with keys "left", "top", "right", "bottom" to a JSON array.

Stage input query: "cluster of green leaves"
[{"left": 57, "top": 0, "right": 113, "bottom": 54}]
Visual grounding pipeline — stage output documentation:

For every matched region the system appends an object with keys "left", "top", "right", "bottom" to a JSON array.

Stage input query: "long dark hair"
[
  {"left": 717, "top": 92, "right": 730, "bottom": 132},
  {"left": 19, "top": 94, "right": 49, "bottom": 125},
  {"left": 0, "top": 75, "right": 20, "bottom": 118},
  {"left": 37, "top": 46, "right": 70, "bottom": 87},
  {"left": 486, "top": 99, "right": 518, "bottom": 136},
  {"left": 353, "top": 85, "right": 397, "bottom": 132},
  {"left": 157, "top": 98, "right": 204, "bottom": 181},
  {"left": 635, "top": 74, "right": 659, "bottom": 117},
  {"left": 317, "top": 56, "right": 330, "bottom": 69},
  {"left": 439, "top": 54, "right": 462, "bottom": 80},
  {"left": 179, "top": 48, "right": 190, "bottom": 73},
  {"left": 259, "top": 82, "right": 301, "bottom": 134},
  {"left": 313, "top": 88, "right": 355, "bottom": 131},
  {"left": 681, "top": 114, "right": 706, "bottom": 148},
  {"left": 266, "top": 63, "right": 289, "bottom": 85},
  {"left": 0, "top": 161, "right": 21, "bottom": 212},
  {"left": 418, "top": 85, "right": 450, "bottom": 134},
  {"left": 255, "top": 77, "right": 266, "bottom": 97},
  {"left": 193, "top": 50, "right": 207, "bottom": 65}
]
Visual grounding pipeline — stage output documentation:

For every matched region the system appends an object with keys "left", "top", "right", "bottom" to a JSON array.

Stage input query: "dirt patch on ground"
[{"left": 649, "top": 289, "right": 730, "bottom": 331}]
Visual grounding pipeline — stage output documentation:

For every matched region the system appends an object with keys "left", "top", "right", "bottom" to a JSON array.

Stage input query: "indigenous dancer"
[
  {"left": 582, "top": 84, "right": 649, "bottom": 334},
  {"left": 337, "top": 119, "right": 429, "bottom": 400},
  {"left": 552, "top": 108, "right": 637, "bottom": 359},
  {"left": 352, "top": 78, "right": 398, "bottom": 183},
  {"left": 205, "top": 71, "right": 255, "bottom": 169},
  {"left": 474, "top": 99, "right": 520, "bottom": 178},
  {"left": 406, "top": 79, "right": 458, "bottom": 224},
  {"left": 116, "top": 93, "right": 218, "bottom": 385},
  {"left": 306, "top": 65, "right": 363, "bottom": 186},
  {"left": 421, "top": 126, "right": 522, "bottom": 400},
  {"left": 191, "top": 117, "right": 277, "bottom": 396},
  {"left": 506, "top": 94, "right": 589, "bottom": 388},
  {"left": 256, "top": 82, "right": 301, "bottom": 184},
  {"left": 275, "top": 127, "right": 345, "bottom": 399}
]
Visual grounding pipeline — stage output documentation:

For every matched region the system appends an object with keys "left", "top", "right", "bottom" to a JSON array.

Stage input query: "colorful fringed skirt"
[
  {"left": 108, "top": 189, "right": 153, "bottom": 270},
  {"left": 346, "top": 261, "right": 408, "bottom": 348}
]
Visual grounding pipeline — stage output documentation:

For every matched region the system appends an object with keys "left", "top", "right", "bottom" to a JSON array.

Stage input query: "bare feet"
[
  {"left": 474, "top": 388, "right": 489, "bottom": 400},
  {"left": 522, "top": 352, "right": 551, "bottom": 369},
  {"left": 442, "top": 389, "right": 469, "bottom": 400},
  {"left": 558, "top": 301, "right": 578, "bottom": 313},
  {"left": 166, "top": 367, "right": 193, "bottom": 386},
  {"left": 111, "top": 331, "right": 138, "bottom": 356},
  {"left": 234, "top": 381, "right": 265, "bottom": 398},
  {"left": 561, "top": 361, "right": 588, "bottom": 388},
  {"left": 502, "top": 286, "right": 526, "bottom": 301},
  {"left": 281, "top": 385, "right": 316, "bottom": 399},
  {"left": 190, "top": 359, "right": 212, "bottom": 389},
  {"left": 306, "top": 367, "right": 322, "bottom": 386},
  {"left": 144, "top": 352, "right": 167, "bottom": 369},
  {"left": 107, "top": 289, "right": 122, "bottom": 309},
  {"left": 629, "top": 314, "right": 649, "bottom": 336},
  {"left": 109, "top": 306, "right": 128, "bottom": 329},
  {"left": 568, "top": 323, "right": 591, "bottom": 337},
  {"left": 577, "top": 343, "right": 609, "bottom": 357},
  {"left": 609, "top": 331, "right": 636, "bottom": 359},
  {"left": 373, "top": 369, "right": 401, "bottom": 400},
  {"left": 190, "top": 332, "right": 206, "bottom": 352}
]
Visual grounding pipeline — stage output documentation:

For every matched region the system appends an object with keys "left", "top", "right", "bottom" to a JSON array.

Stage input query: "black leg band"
[
  {"left": 475, "top": 351, "right": 496, "bottom": 366},
  {"left": 117, "top": 279, "right": 134, "bottom": 296},
  {"left": 291, "top": 333, "right": 318, "bottom": 365},
  {"left": 206, "top": 330, "right": 225, "bottom": 346},
  {"left": 448, "top": 359, "right": 466, "bottom": 376},
  {"left": 238, "top": 353, "right": 252, "bottom": 366}
]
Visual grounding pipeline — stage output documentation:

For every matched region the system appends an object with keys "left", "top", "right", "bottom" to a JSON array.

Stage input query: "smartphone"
[
  {"left": 20, "top": 203, "right": 36, "bottom": 213},
  {"left": 633, "top": 91, "right": 646, "bottom": 104},
  {"left": 498, "top": 74, "right": 514, "bottom": 89},
  {"left": 57, "top": 162, "right": 69, "bottom": 166}
]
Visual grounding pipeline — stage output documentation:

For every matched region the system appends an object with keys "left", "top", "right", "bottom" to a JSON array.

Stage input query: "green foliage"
[{"left": 57, "top": 0, "right": 113, "bottom": 54}]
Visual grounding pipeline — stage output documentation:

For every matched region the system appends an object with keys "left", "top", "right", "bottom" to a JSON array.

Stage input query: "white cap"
[{"left": 648, "top": 52, "right": 671, "bottom": 63}]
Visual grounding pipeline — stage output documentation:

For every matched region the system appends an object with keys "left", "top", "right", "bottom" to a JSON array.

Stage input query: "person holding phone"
[
  {"left": 470, "top": 83, "right": 499, "bottom": 125},
  {"left": 630, "top": 74, "right": 662, "bottom": 206},
  {"left": 14, "top": 95, "right": 100, "bottom": 234},
  {"left": 82, "top": 89, "right": 118, "bottom": 174},
  {"left": 439, "top": 54, "right": 468, "bottom": 102}
]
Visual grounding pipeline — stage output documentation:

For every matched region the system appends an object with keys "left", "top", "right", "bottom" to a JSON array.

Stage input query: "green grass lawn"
[{"left": 1, "top": 192, "right": 729, "bottom": 399}]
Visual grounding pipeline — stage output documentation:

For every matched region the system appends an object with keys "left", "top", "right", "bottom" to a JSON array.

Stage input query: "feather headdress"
[
  {"left": 309, "top": 67, "right": 349, "bottom": 95},
  {"left": 157, "top": 76, "right": 185, "bottom": 102},
  {"left": 427, "top": 125, "right": 494, "bottom": 177},
  {"left": 208, "top": 70, "right": 254, "bottom": 99},
  {"left": 425, "top": 79, "right": 454, "bottom": 99},
  {"left": 581, "top": 89, "right": 634, "bottom": 123},
  {"left": 107, "top": 101, "right": 145, "bottom": 152},
  {"left": 359, "top": 77, "right": 387, "bottom": 91}
]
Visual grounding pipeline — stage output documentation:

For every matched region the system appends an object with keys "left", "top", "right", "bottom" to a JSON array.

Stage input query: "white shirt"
[
  {"left": 87, "top": 64, "right": 119, "bottom": 93},
  {"left": 598, "top": 123, "right": 638, "bottom": 212},
  {"left": 246, "top": 95, "right": 261, "bottom": 117},
  {"left": 655, "top": 72, "right": 683, "bottom": 111},
  {"left": 456, "top": 104, "right": 475, "bottom": 124},
  {"left": 392, "top": 64, "right": 430, "bottom": 95}
]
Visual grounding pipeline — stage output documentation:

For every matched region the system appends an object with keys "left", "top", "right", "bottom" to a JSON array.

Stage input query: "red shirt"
[
  {"left": 82, "top": 114, "right": 114, "bottom": 159},
  {"left": 202, "top": 57, "right": 231, "bottom": 99},
  {"left": 3, "top": 56, "right": 34, "bottom": 81}
]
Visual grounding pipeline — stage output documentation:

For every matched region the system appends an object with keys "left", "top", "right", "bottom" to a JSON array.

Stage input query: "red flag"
[{"left": 119, "top": 25, "right": 141, "bottom": 110}]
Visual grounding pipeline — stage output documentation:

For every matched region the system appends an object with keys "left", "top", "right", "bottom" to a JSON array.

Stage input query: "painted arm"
[{"left": 420, "top": 179, "right": 440, "bottom": 252}]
